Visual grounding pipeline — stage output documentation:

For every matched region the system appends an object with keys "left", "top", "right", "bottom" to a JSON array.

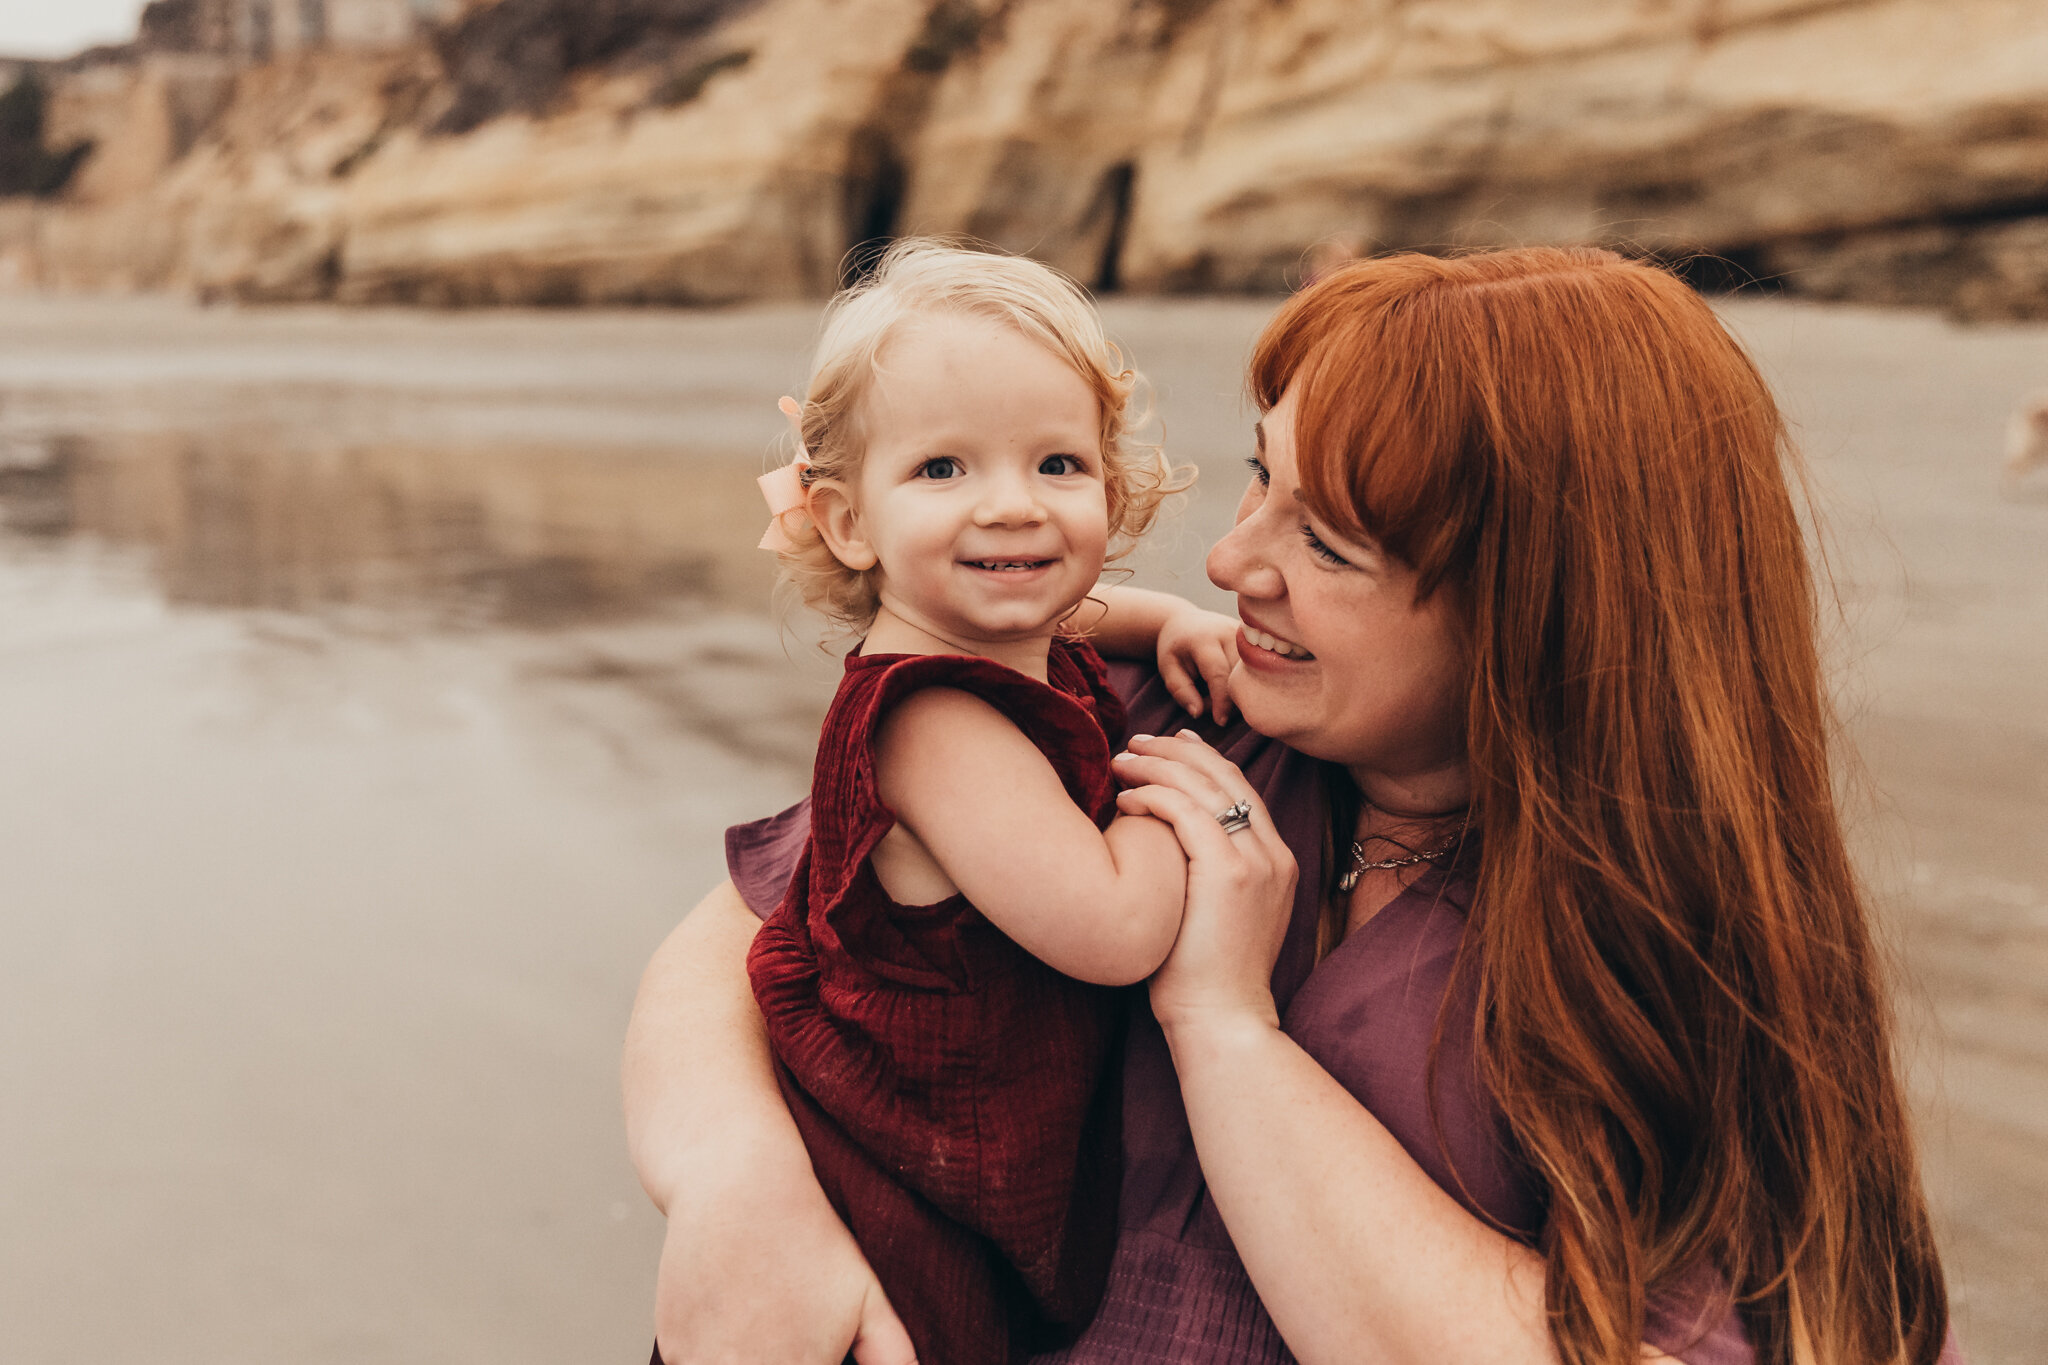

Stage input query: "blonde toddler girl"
[{"left": 742, "top": 240, "right": 1233, "bottom": 1365}]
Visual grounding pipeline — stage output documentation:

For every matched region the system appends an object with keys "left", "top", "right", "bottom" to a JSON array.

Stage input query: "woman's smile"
[{"left": 1236, "top": 610, "right": 1315, "bottom": 662}]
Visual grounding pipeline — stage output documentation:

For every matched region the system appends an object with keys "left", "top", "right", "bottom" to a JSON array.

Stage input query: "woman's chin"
[{"left": 1229, "top": 669, "right": 1311, "bottom": 745}]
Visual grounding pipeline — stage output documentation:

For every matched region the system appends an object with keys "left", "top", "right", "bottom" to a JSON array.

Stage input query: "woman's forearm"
[
  {"left": 622, "top": 879, "right": 796, "bottom": 1210},
  {"left": 1163, "top": 1010, "right": 1578, "bottom": 1365},
  {"left": 624, "top": 882, "right": 914, "bottom": 1365}
]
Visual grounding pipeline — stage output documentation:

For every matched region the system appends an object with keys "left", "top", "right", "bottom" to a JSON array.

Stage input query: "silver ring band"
[{"left": 1214, "top": 799, "right": 1253, "bottom": 835}]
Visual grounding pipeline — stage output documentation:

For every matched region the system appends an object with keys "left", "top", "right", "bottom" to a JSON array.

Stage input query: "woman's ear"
[{"left": 806, "top": 479, "right": 879, "bottom": 572}]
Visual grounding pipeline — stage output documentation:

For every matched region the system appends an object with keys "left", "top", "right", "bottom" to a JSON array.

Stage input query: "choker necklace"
[{"left": 1338, "top": 829, "right": 1464, "bottom": 891}]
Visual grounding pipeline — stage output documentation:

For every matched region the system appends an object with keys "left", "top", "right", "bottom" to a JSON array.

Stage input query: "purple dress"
[{"left": 726, "top": 662, "right": 1958, "bottom": 1365}]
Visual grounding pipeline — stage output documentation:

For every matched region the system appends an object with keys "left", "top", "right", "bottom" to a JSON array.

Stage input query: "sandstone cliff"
[{"left": 4, "top": 0, "right": 2045, "bottom": 318}]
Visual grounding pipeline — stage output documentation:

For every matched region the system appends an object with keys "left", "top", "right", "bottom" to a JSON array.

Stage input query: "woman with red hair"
[{"left": 626, "top": 247, "right": 1959, "bottom": 1365}]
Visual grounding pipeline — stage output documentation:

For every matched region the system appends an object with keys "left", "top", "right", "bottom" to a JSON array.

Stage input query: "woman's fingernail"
[
  {"left": 1129, "top": 733, "right": 1152, "bottom": 743},
  {"left": 1185, "top": 700, "right": 1202, "bottom": 714},
  {"left": 1178, "top": 728, "right": 1199, "bottom": 740},
  {"left": 1112, "top": 751, "right": 1134, "bottom": 761}
]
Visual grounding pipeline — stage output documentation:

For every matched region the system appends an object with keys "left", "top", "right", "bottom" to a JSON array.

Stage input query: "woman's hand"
[
  {"left": 1111, "top": 730, "right": 1294, "bottom": 1030},
  {"left": 1155, "top": 604, "right": 1240, "bottom": 725}
]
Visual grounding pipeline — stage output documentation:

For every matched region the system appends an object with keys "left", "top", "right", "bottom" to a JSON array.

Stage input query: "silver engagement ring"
[{"left": 1213, "top": 800, "right": 1254, "bottom": 835}]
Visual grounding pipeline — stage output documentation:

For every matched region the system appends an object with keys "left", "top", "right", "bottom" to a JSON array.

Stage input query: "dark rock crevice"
[
  {"left": 842, "top": 126, "right": 909, "bottom": 286},
  {"left": 0, "top": 70, "right": 93, "bottom": 198},
  {"left": 830, "top": 0, "right": 996, "bottom": 285},
  {"left": 1092, "top": 162, "right": 1137, "bottom": 292}
]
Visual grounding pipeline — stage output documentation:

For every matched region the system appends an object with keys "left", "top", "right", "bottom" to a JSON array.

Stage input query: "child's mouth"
[{"left": 963, "top": 559, "right": 1055, "bottom": 573}]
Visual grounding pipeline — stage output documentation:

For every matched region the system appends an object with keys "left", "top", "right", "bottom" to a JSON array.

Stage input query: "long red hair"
[{"left": 1250, "top": 248, "right": 1947, "bottom": 1365}]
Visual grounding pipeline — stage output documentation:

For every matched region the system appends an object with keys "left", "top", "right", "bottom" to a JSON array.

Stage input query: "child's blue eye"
[
  {"left": 1040, "top": 454, "right": 1085, "bottom": 476},
  {"left": 1245, "top": 456, "right": 1270, "bottom": 488},
  {"left": 917, "top": 457, "right": 962, "bottom": 480}
]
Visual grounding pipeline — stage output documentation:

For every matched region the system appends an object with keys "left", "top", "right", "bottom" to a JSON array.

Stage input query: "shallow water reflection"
[
  {"left": 0, "top": 428, "right": 771, "bottom": 626},
  {"left": 0, "top": 303, "right": 870, "bottom": 1365}
]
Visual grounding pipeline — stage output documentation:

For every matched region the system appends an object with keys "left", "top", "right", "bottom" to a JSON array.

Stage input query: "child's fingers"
[
  {"left": 1157, "top": 652, "right": 1206, "bottom": 717},
  {"left": 1197, "top": 641, "right": 1235, "bottom": 725}
]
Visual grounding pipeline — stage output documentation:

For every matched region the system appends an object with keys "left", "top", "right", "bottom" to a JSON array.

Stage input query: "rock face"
[{"left": 4, "top": 0, "right": 2047, "bottom": 317}]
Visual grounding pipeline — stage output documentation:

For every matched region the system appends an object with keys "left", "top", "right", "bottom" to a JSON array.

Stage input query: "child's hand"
[{"left": 1158, "top": 603, "right": 1240, "bottom": 724}]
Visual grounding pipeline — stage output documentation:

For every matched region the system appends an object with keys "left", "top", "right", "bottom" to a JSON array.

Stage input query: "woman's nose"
[{"left": 1207, "top": 515, "right": 1282, "bottom": 599}]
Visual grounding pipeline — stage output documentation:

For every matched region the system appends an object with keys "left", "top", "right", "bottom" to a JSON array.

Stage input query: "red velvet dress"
[{"left": 745, "top": 637, "right": 1131, "bottom": 1365}]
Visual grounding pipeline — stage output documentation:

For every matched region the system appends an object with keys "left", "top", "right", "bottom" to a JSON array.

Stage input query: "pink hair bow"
[{"left": 757, "top": 395, "right": 813, "bottom": 553}]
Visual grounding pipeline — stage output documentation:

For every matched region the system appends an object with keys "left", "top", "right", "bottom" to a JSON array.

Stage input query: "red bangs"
[{"left": 1249, "top": 255, "right": 1492, "bottom": 598}]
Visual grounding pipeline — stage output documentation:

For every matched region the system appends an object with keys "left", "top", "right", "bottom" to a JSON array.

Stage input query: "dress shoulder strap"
[{"left": 806, "top": 645, "right": 1122, "bottom": 914}]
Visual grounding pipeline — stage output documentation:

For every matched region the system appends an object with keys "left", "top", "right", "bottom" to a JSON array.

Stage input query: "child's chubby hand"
[{"left": 1158, "top": 602, "right": 1241, "bottom": 725}]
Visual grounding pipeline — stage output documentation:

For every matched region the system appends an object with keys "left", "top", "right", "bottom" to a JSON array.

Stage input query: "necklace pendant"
[{"left": 1340, "top": 829, "right": 1461, "bottom": 892}]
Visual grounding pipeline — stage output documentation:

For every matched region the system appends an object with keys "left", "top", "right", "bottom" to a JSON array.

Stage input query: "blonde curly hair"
[{"left": 768, "top": 239, "right": 1189, "bottom": 633}]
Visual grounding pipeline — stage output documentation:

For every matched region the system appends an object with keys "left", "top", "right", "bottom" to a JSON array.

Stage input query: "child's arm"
[
  {"left": 874, "top": 688, "right": 1189, "bottom": 986},
  {"left": 1077, "top": 584, "right": 1241, "bottom": 724}
]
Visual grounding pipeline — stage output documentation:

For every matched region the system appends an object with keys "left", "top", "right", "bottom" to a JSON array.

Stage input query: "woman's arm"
[
  {"left": 1116, "top": 734, "right": 1679, "bottom": 1365},
  {"left": 1162, "top": 1013, "right": 1568, "bottom": 1364},
  {"left": 621, "top": 881, "right": 915, "bottom": 1365}
]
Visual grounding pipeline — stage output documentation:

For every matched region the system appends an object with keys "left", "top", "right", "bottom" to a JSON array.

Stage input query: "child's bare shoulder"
[
  {"left": 873, "top": 685, "right": 1031, "bottom": 764},
  {"left": 867, "top": 677, "right": 1080, "bottom": 819}
]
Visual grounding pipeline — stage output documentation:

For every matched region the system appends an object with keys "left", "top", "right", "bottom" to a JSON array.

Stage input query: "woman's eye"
[
  {"left": 1244, "top": 455, "right": 1270, "bottom": 488},
  {"left": 917, "top": 457, "right": 962, "bottom": 480},
  {"left": 1039, "top": 454, "right": 1085, "bottom": 475},
  {"left": 1300, "top": 525, "right": 1351, "bottom": 567}
]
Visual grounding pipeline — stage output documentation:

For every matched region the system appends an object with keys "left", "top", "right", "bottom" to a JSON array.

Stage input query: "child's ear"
[{"left": 806, "top": 480, "right": 879, "bottom": 572}]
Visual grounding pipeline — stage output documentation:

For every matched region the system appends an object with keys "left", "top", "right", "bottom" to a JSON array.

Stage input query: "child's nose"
[{"left": 974, "top": 471, "right": 1046, "bottom": 525}]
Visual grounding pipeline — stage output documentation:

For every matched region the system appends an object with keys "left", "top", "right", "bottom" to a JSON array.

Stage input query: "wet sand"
[{"left": 0, "top": 294, "right": 2041, "bottom": 1363}]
